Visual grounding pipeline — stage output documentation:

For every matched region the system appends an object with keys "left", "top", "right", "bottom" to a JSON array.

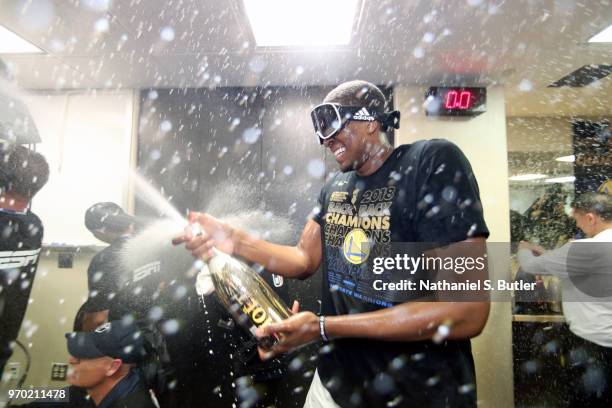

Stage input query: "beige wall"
[
  {"left": 2, "top": 250, "right": 94, "bottom": 392},
  {"left": 505, "top": 79, "right": 612, "bottom": 118},
  {"left": 394, "top": 86, "right": 513, "bottom": 408},
  {"left": 25, "top": 91, "right": 134, "bottom": 246},
  {"left": 506, "top": 116, "right": 573, "bottom": 154}
]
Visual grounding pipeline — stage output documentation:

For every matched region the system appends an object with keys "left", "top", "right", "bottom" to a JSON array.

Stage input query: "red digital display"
[
  {"left": 444, "top": 90, "right": 473, "bottom": 109},
  {"left": 425, "top": 87, "right": 486, "bottom": 117}
]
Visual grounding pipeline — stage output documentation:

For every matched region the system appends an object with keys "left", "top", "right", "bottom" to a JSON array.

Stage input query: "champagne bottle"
[{"left": 195, "top": 246, "right": 291, "bottom": 349}]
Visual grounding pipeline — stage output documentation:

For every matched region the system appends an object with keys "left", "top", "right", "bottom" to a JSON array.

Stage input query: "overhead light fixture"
[
  {"left": 545, "top": 176, "right": 576, "bottom": 184},
  {"left": 243, "top": 0, "right": 358, "bottom": 47},
  {"left": 589, "top": 24, "right": 612, "bottom": 43},
  {"left": 0, "top": 25, "right": 43, "bottom": 54},
  {"left": 555, "top": 155, "right": 575, "bottom": 163},
  {"left": 509, "top": 174, "right": 548, "bottom": 181}
]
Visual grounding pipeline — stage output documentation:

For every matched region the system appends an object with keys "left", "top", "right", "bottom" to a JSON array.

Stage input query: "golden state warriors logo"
[{"left": 343, "top": 228, "right": 370, "bottom": 264}]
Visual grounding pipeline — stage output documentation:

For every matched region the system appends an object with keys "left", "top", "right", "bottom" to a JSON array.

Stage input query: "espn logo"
[
  {"left": 0, "top": 248, "right": 41, "bottom": 270},
  {"left": 133, "top": 261, "right": 161, "bottom": 282}
]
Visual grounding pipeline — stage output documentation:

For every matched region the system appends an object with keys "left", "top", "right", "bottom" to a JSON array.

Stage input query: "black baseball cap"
[
  {"left": 65, "top": 320, "right": 146, "bottom": 364},
  {"left": 84, "top": 202, "right": 135, "bottom": 234}
]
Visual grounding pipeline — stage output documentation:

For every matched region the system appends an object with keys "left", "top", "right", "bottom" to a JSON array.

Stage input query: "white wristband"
[{"left": 319, "top": 315, "right": 329, "bottom": 342}]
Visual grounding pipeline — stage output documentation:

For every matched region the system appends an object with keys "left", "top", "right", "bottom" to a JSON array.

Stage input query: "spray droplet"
[
  {"left": 289, "top": 356, "right": 304, "bottom": 371},
  {"left": 160, "top": 26, "right": 175, "bottom": 42},
  {"left": 160, "top": 120, "right": 172, "bottom": 132},
  {"left": 423, "top": 32, "right": 435, "bottom": 43},
  {"left": 307, "top": 159, "right": 325, "bottom": 178},
  {"left": 150, "top": 149, "right": 161, "bottom": 160},
  {"left": 94, "top": 18, "right": 109, "bottom": 32},
  {"left": 458, "top": 383, "right": 476, "bottom": 394},
  {"left": 432, "top": 323, "right": 450, "bottom": 343},
  {"left": 148, "top": 306, "right": 163, "bottom": 321},
  {"left": 161, "top": 319, "right": 179, "bottom": 335},
  {"left": 83, "top": 0, "right": 111, "bottom": 12},
  {"left": 229, "top": 117, "right": 241, "bottom": 132},
  {"left": 441, "top": 186, "right": 458, "bottom": 202},
  {"left": 518, "top": 79, "right": 533, "bottom": 92},
  {"left": 249, "top": 55, "right": 268, "bottom": 74},
  {"left": 242, "top": 127, "right": 261, "bottom": 144},
  {"left": 50, "top": 39, "right": 65, "bottom": 52}
]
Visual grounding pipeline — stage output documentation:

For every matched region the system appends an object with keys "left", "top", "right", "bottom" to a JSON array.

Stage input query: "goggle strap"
[{"left": 381, "top": 110, "right": 401, "bottom": 130}]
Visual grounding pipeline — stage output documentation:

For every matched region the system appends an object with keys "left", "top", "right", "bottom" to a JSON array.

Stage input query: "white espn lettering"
[
  {"left": 133, "top": 261, "right": 161, "bottom": 282},
  {"left": 0, "top": 248, "right": 41, "bottom": 270}
]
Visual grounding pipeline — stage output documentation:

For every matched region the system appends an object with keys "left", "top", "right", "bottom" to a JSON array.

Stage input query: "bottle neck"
[{"left": 202, "top": 247, "right": 223, "bottom": 262}]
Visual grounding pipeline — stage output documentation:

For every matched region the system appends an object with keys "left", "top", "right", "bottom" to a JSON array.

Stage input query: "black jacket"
[
  {"left": 15, "top": 378, "right": 156, "bottom": 408},
  {"left": 105, "top": 382, "right": 157, "bottom": 408}
]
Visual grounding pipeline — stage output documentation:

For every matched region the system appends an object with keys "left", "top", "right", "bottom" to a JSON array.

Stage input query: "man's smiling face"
[{"left": 323, "top": 121, "right": 371, "bottom": 173}]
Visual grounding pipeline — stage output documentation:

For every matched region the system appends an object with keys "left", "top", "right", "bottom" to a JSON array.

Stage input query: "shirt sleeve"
[
  {"left": 83, "top": 252, "right": 114, "bottom": 312},
  {"left": 413, "top": 140, "right": 490, "bottom": 243},
  {"left": 517, "top": 245, "right": 570, "bottom": 278},
  {"left": 312, "top": 184, "right": 327, "bottom": 226}
]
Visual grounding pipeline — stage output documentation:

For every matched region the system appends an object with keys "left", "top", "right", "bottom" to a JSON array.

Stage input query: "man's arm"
[
  {"left": 174, "top": 213, "right": 322, "bottom": 280},
  {"left": 261, "top": 238, "right": 490, "bottom": 356},
  {"left": 332, "top": 236, "right": 489, "bottom": 342},
  {"left": 325, "top": 301, "right": 488, "bottom": 342},
  {"left": 517, "top": 241, "right": 570, "bottom": 278},
  {"left": 234, "top": 219, "right": 322, "bottom": 279}
]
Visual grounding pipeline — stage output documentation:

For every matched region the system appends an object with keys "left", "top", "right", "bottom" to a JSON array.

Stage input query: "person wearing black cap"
[
  {"left": 65, "top": 320, "right": 157, "bottom": 408},
  {"left": 79, "top": 203, "right": 136, "bottom": 331},
  {"left": 0, "top": 143, "right": 49, "bottom": 375}
]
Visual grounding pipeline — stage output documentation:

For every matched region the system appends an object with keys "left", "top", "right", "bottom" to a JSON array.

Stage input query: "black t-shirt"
[
  {"left": 82, "top": 235, "right": 131, "bottom": 313},
  {"left": 106, "top": 381, "right": 157, "bottom": 408},
  {"left": 107, "top": 240, "right": 290, "bottom": 406},
  {"left": 106, "top": 242, "right": 200, "bottom": 356},
  {"left": 313, "top": 140, "right": 489, "bottom": 407},
  {"left": 0, "top": 209, "right": 44, "bottom": 372}
]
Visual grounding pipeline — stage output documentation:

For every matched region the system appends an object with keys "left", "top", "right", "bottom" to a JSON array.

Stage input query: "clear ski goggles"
[{"left": 310, "top": 102, "right": 400, "bottom": 145}]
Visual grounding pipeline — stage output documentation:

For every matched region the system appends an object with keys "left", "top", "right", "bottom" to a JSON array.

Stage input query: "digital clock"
[{"left": 424, "top": 87, "right": 487, "bottom": 117}]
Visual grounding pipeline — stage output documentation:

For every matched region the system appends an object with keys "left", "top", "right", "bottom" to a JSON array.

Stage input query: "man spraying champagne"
[{"left": 174, "top": 80, "right": 490, "bottom": 408}]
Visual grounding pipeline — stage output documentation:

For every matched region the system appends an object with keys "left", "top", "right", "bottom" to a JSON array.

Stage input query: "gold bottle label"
[{"left": 207, "top": 249, "right": 290, "bottom": 348}]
